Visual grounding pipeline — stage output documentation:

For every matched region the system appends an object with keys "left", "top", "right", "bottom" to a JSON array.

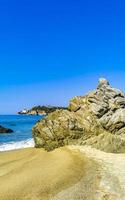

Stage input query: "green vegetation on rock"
[
  {"left": 32, "top": 105, "right": 68, "bottom": 114},
  {"left": 18, "top": 105, "right": 68, "bottom": 115}
]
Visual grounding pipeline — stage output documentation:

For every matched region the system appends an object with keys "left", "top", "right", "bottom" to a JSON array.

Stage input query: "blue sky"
[{"left": 0, "top": 0, "right": 125, "bottom": 114}]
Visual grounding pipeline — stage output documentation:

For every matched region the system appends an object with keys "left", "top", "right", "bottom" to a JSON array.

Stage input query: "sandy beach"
[
  {"left": 0, "top": 147, "right": 100, "bottom": 200},
  {"left": 1, "top": 146, "right": 125, "bottom": 200}
]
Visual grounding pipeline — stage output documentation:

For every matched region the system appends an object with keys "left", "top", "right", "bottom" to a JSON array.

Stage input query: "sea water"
[{"left": 0, "top": 115, "right": 43, "bottom": 151}]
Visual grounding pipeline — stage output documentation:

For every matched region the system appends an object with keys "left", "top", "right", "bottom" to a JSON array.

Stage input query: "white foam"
[{"left": 0, "top": 139, "right": 35, "bottom": 152}]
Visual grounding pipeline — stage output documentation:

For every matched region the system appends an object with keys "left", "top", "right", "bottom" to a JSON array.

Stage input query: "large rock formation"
[{"left": 33, "top": 78, "right": 125, "bottom": 152}]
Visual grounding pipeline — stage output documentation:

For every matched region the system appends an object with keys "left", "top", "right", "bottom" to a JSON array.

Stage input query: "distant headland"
[{"left": 18, "top": 105, "right": 68, "bottom": 116}]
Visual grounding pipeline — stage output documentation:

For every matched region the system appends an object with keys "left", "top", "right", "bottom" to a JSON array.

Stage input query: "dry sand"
[
  {"left": 0, "top": 147, "right": 100, "bottom": 200},
  {"left": 0, "top": 146, "right": 125, "bottom": 200}
]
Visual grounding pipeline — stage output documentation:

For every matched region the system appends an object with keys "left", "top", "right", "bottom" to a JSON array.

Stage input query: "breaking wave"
[{"left": 0, "top": 138, "right": 35, "bottom": 152}]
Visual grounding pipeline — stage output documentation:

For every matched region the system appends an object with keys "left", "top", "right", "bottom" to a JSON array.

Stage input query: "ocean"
[{"left": 0, "top": 115, "right": 43, "bottom": 152}]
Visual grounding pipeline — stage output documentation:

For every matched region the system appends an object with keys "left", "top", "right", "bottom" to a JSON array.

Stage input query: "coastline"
[
  {"left": 0, "top": 138, "right": 35, "bottom": 152},
  {"left": 0, "top": 115, "right": 42, "bottom": 152}
]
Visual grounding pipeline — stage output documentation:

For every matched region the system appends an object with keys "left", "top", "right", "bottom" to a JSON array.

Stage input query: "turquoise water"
[{"left": 0, "top": 115, "right": 43, "bottom": 151}]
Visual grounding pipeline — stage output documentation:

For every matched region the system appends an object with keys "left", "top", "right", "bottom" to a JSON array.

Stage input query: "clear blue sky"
[{"left": 0, "top": 0, "right": 125, "bottom": 114}]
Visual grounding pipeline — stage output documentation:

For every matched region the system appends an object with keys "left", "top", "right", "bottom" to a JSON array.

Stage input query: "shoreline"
[
  {"left": 0, "top": 138, "right": 35, "bottom": 152},
  {"left": 0, "top": 115, "right": 41, "bottom": 152}
]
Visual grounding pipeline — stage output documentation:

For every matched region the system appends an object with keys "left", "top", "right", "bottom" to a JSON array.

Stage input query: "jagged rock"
[
  {"left": 33, "top": 78, "right": 125, "bottom": 152},
  {"left": 33, "top": 109, "right": 105, "bottom": 151},
  {"left": 0, "top": 125, "right": 13, "bottom": 133}
]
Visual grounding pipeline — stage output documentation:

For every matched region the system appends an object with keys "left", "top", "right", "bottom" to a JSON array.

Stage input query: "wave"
[{"left": 0, "top": 139, "right": 35, "bottom": 152}]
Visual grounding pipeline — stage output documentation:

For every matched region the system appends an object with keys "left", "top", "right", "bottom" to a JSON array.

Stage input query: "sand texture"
[{"left": 0, "top": 146, "right": 125, "bottom": 200}]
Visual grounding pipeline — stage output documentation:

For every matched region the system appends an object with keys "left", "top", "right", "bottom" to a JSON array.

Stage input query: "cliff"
[{"left": 33, "top": 78, "right": 125, "bottom": 152}]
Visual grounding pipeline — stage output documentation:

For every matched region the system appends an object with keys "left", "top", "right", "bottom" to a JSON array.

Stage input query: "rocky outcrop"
[
  {"left": 33, "top": 78, "right": 125, "bottom": 152},
  {"left": 0, "top": 125, "right": 13, "bottom": 133}
]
